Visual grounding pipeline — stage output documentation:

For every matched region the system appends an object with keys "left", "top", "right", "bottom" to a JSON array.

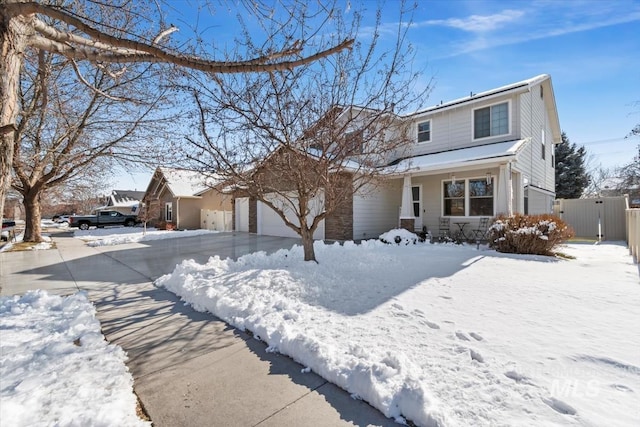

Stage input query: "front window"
[
  {"left": 474, "top": 102, "right": 508, "bottom": 139},
  {"left": 469, "top": 178, "right": 494, "bottom": 216},
  {"left": 443, "top": 181, "right": 465, "bottom": 216},
  {"left": 443, "top": 178, "right": 494, "bottom": 216},
  {"left": 417, "top": 121, "right": 431, "bottom": 143},
  {"left": 165, "top": 203, "right": 173, "bottom": 222}
]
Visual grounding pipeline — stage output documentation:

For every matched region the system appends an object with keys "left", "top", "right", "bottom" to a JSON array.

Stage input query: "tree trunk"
[
  {"left": 0, "top": 6, "right": 28, "bottom": 224},
  {"left": 301, "top": 227, "right": 317, "bottom": 262},
  {"left": 23, "top": 190, "right": 43, "bottom": 242}
]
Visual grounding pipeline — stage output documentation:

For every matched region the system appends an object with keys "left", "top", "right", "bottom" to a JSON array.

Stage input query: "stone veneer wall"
[{"left": 249, "top": 197, "right": 257, "bottom": 233}]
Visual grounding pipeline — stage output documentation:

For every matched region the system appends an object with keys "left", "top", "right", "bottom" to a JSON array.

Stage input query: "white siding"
[{"left": 352, "top": 181, "right": 402, "bottom": 240}]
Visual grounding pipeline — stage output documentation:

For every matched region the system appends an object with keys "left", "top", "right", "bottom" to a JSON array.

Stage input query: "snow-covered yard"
[
  {"left": 0, "top": 291, "right": 148, "bottom": 426},
  {"left": 74, "top": 227, "right": 217, "bottom": 246},
  {"left": 157, "top": 239, "right": 640, "bottom": 426}
]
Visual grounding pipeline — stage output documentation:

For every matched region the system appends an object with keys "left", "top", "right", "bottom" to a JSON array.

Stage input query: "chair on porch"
[
  {"left": 472, "top": 217, "right": 491, "bottom": 242},
  {"left": 438, "top": 217, "right": 450, "bottom": 240}
]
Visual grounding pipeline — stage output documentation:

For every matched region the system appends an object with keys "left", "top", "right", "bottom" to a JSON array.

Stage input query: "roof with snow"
[
  {"left": 157, "top": 167, "right": 223, "bottom": 197},
  {"left": 390, "top": 139, "right": 526, "bottom": 174},
  {"left": 110, "top": 190, "right": 145, "bottom": 207}
]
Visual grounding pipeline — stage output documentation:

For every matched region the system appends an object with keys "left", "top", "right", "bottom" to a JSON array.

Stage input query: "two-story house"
[{"left": 234, "top": 74, "right": 561, "bottom": 240}]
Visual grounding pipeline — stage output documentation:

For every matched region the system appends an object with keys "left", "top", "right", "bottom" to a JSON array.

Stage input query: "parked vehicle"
[
  {"left": 55, "top": 215, "right": 70, "bottom": 225},
  {"left": 2, "top": 220, "right": 16, "bottom": 241},
  {"left": 68, "top": 210, "right": 139, "bottom": 230}
]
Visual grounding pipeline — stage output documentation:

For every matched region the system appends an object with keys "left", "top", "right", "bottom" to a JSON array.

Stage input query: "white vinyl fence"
[
  {"left": 627, "top": 207, "right": 640, "bottom": 264},
  {"left": 554, "top": 196, "right": 627, "bottom": 241},
  {"left": 201, "top": 210, "right": 232, "bottom": 232}
]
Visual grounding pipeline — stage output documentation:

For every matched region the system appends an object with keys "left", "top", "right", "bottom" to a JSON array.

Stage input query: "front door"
[{"left": 412, "top": 185, "right": 423, "bottom": 230}]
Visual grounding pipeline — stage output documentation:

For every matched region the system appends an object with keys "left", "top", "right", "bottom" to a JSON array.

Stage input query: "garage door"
[
  {"left": 235, "top": 197, "right": 249, "bottom": 232},
  {"left": 259, "top": 193, "right": 324, "bottom": 239}
]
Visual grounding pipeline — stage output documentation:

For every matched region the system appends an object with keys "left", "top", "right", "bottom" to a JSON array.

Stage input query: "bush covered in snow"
[
  {"left": 379, "top": 228, "right": 423, "bottom": 245},
  {"left": 488, "top": 214, "right": 574, "bottom": 255}
]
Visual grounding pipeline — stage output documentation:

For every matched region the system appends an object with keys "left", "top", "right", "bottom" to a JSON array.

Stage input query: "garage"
[{"left": 258, "top": 193, "right": 324, "bottom": 239}]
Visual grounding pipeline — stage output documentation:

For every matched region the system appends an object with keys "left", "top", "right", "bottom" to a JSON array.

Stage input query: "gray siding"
[
  {"left": 410, "top": 169, "right": 501, "bottom": 234},
  {"left": 408, "top": 94, "right": 521, "bottom": 157},
  {"left": 527, "top": 187, "right": 553, "bottom": 214},
  {"left": 352, "top": 181, "right": 402, "bottom": 240},
  {"left": 518, "top": 83, "right": 555, "bottom": 194}
]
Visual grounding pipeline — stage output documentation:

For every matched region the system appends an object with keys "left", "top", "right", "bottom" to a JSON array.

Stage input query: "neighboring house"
[
  {"left": 95, "top": 189, "right": 145, "bottom": 215},
  {"left": 234, "top": 74, "right": 562, "bottom": 240},
  {"left": 595, "top": 177, "right": 640, "bottom": 206},
  {"left": 142, "top": 167, "right": 232, "bottom": 230}
]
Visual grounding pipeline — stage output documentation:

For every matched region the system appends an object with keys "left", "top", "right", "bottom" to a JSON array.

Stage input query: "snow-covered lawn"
[
  {"left": 74, "top": 227, "right": 218, "bottom": 246},
  {"left": 157, "top": 240, "right": 640, "bottom": 426},
  {"left": 0, "top": 291, "right": 148, "bottom": 427}
]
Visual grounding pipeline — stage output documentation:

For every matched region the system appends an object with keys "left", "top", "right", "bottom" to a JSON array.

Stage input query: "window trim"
[
  {"left": 472, "top": 100, "right": 511, "bottom": 141},
  {"left": 441, "top": 176, "right": 496, "bottom": 217},
  {"left": 165, "top": 202, "right": 173, "bottom": 222},
  {"left": 416, "top": 119, "right": 431, "bottom": 144}
]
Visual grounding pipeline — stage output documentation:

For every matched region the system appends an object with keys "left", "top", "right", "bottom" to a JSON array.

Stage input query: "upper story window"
[
  {"left": 344, "top": 130, "right": 364, "bottom": 154},
  {"left": 417, "top": 120, "right": 431, "bottom": 143},
  {"left": 474, "top": 102, "right": 508, "bottom": 139}
]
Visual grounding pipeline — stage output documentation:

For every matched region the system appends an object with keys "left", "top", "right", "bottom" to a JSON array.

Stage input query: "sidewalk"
[{"left": 1, "top": 232, "right": 395, "bottom": 426}]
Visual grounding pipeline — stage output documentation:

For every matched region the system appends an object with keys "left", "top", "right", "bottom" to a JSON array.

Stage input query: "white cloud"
[
  {"left": 422, "top": 9, "right": 525, "bottom": 32},
  {"left": 433, "top": 8, "right": 640, "bottom": 58}
]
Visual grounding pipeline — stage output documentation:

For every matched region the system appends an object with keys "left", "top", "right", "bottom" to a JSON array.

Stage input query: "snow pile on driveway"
[
  {"left": 74, "top": 227, "right": 217, "bottom": 246},
  {"left": 0, "top": 291, "right": 148, "bottom": 427},
  {"left": 0, "top": 234, "right": 52, "bottom": 252},
  {"left": 157, "top": 240, "right": 640, "bottom": 426}
]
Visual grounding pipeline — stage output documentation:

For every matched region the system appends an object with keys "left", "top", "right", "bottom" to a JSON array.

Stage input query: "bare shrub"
[{"left": 488, "top": 214, "right": 574, "bottom": 256}]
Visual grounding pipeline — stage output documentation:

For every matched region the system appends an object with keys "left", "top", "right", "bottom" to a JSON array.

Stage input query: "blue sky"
[
  {"left": 115, "top": 0, "right": 640, "bottom": 191},
  {"left": 400, "top": 0, "right": 640, "bottom": 170}
]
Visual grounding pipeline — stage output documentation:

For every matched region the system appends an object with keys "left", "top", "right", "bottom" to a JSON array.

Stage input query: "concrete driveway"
[{"left": 0, "top": 231, "right": 396, "bottom": 427}]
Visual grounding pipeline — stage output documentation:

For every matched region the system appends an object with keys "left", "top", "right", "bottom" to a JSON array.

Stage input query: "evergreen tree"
[{"left": 555, "top": 132, "right": 590, "bottom": 198}]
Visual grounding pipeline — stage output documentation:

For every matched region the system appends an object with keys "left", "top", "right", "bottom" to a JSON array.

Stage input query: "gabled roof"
[
  {"left": 148, "top": 167, "right": 223, "bottom": 198},
  {"left": 391, "top": 139, "right": 526, "bottom": 174},
  {"left": 158, "top": 167, "right": 208, "bottom": 197}
]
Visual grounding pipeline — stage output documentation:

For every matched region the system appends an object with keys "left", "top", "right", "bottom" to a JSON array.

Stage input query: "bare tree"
[
  {"left": 0, "top": 0, "right": 353, "bottom": 225},
  {"left": 12, "top": 42, "right": 173, "bottom": 241},
  {"left": 185, "top": 2, "right": 429, "bottom": 261},
  {"left": 138, "top": 196, "right": 162, "bottom": 235}
]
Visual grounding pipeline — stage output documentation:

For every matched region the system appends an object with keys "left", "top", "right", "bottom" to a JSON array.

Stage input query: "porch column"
[
  {"left": 496, "top": 165, "right": 510, "bottom": 216},
  {"left": 399, "top": 175, "right": 415, "bottom": 231},
  {"left": 496, "top": 164, "right": 513, "bottom": 216}
]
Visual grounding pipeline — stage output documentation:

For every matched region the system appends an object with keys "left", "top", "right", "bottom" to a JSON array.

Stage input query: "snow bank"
[
  {"left": 157, "top": 241, "right": 640, "bottom": 426},
  {"left": 0, "top": 291, "right": 148, "bottom": 427},
  {"left": 74, "top": 227, "right": 217, "bottom": 246}
]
